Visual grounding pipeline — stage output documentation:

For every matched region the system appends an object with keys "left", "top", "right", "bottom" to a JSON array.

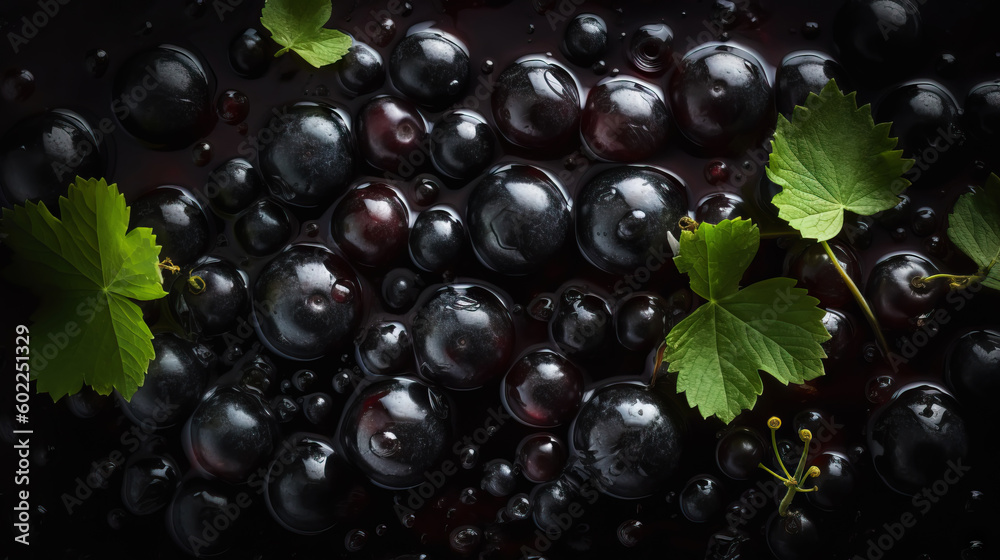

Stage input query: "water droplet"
[
  {"left": 1, "top": 69, "right": 35, "bottom": 102},
  {"left": 332, "top": 371, "right": 353, "bottom": 394},
  {"left": 85, "top": 49, "right": 109, "bottom": 78},
  {"left": 459, "top": 487, "right": 478, "bottom": 504},
  {"left": 506, "top": 494, "right": 531, "bottom": 519},
  {"left": 332, "top": 279, "right": 355, "bottom": 303},
  {"left": 449, "top": 525, "right": 482, "bottom": 555},
  {"left": 375, "top": 523, "right": 388, "bottom": 536},
  {"left": 617, "top": 519, "right": 644, "bottom": 547},
  {"left": 370, "top": 431, "right": 401, "bottom": 458},
  {"left": 527, "top": 295, "right": 555, "bottom": 321},
  {"left": 459, "top": 445, "right": 479, "bottom": 469},
  {"left": 482, "top": 59, "right": 495, "bottom": 74},
  {"left": 481, "top": 459, "right": 517, "bottom": 497},
  {"left": 401, "top": 514, "right": 416, "bottom": 527},
  {"left": 192, "top": 142, "right": 212, "bottom": 167},
  {"left": 345, "top": 529, "right": 368, "bottom": 551}
]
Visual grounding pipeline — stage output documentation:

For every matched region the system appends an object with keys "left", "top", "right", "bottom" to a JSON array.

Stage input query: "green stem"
[
  {"left": 759, "top": 229, "right": 802, "bottom": 239},
  {"left": 820, "top": 240, "right": 889, "bottom": 357},
  {"left": 777, "top": 485, "right": 797, "bottom": 517},
  {"left": 912, "top": 273, "right": 982, "bottom": 290}
]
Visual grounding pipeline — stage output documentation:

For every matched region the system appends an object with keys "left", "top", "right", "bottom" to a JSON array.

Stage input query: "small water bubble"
[
  {"left": 866, "top": 375, "right": 895, "bottom": 404},
  {"left": 460, "top": 487, "right": 479, "bottom": 504},
  {"left": 302, "top": 393, "right": 333, "bottom": 424},
  {"left": 450, "top": 525, "right": 482, "bottom": 555},
  {"left": 482, "top": 59, "right": 495, "bottom": 74},
  {"left": 345, "top": 529, "right": 368, "bottom": 551},
  {"left": 481, "top": 459, "right": 517, "bottom": 497},
  {"left": 332, "top": 371, "right": 353, "bottom": 394},
  {"left": 802, "top": 21, "right": 821, "bottom": 39},
  {"left": 617, "top": 520, "right": 644, "bottom": 547},
  {"left": 459, "top": 445, "right": 479, "bottom": 469},
  {"left": 414, "top": 178, "right": 439, "bottom": 205},
  {"left": 85, "top": 49, "right": 109, "bottom": 78},
  {"left": 370, "top": 431, "right": 401, "bottom": 458},
  {"left": 375, "top": 523, "right": 388, "bottom": 536},
  {"left": 862, "top": 343, "right": 879, "bottom": 363},
  {"left": 292, "top": 369, "right": 317, "bottom": 392},
  {"left": 192, "top": 142, "right": 212, "bottom": 167},
  {"left": 506, "top": 494, "right": 531, "bottom": 519},
  {"left": 527, "top": 295, "right": 555, "bottom": 322},
  {"left": 332, "top": 279, "right": 355, "bottom": 303},
  {"left": 1, "top": 69, "right": 35, "bottom": 102},
  {"left": 271, "top": 396, "right": 299, "bottom": 422},
  {"left": 401, "top": 513, "right": 415, "bottom": 527}
]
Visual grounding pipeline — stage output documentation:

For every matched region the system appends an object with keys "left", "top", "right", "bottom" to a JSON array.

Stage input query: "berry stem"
[
  {"left": 158, "top": 257, "right": 180, "bottom": 274},
  {"left": 187, "top": 274, "right": 207, "bottom": 294},
  {"left": 820, "top": 240, "right": 889, "bottom": 357},
  {"left": 912, "top": 273, "right": 982, "bottom": 290},
  {"left": 759, "top": 418, "right": 822, "bottom": 517}
]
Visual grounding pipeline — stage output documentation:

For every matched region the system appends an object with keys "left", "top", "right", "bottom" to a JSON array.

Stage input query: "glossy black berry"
[
  {"left": 408, "top": 208, "right": 466, "bottom": 272},
  {"left": 614, "top": 293, "right": 671, "bottom": 352},
  {"left": 491, "top": 59, "right": 581, "bottom": 152},
  {"left": 412, "top": 284, "right": 514, "bottom": 389},
  {"left": 550, "top": 287, "right": 612, "bottom": 356},
  {"left": 668, "top": 44, "right": 773, "bottom": 153},
  {"left": 265, "top": 435, "right": 362, "bottom": 534},
  {"left": 168, "top": 259, "right": 249, "bottom": 337},
  {"left": 466, "top": 165, "right": 571, "bottom": 274},
  {"left": 185, "top": 386, "right": 279, "bottom": 482},
  {"left": 876, "top": 82, "right": 963, "bottom": 164},
  {"left": 234, "top": 199, "right": 292, "bottom": 257},
  {"left": 561, "top": 14, "right": 608, "bottom": 66},
  {"left": 834, "top": 0, "right": 925, "bottom": 76},
  {"left": 339, "top": 377, "right": 453, "bottom": 488},
  {"left": 865, "top": 253, "right": 946, "bottom": 331},
  {"left": 357, "top": 321, "right": 413, "bottom": 375},
  {"left": 331, "top": 182, "right": 409, "bottom": 267},
  {"left": 389, "top": 31, "right": 470, "bottom": 109},
  {"left": 576, "top": 166, "right": 688, "bottom": 274},
  {"left": 130, "top": 187, "right": 211, "bottom": 267},
  {"left": 229, "top": 28, "right": 270, "bottom": 78},
  {"left": 257, "top": 102, "right": 355, "bottom": 208},
  {"left": 430, "top": 111, "right": 496, "bottom": 179},
  {"left": 204, "top": 157, "right": 262, "bottom": 215},
  {"left": 119, "top": 333, "right": 213, "bottom": 429},
  {"left": 337, "top": 43, "right": 385, "bottom": 95},
  {"left": 775, "top": 52, "right": 851, "bottom": 116},
  {"left": 0, "top": 109, "right": 106, "bottom": 207},
  {"left": 945, "top": 330, "right": 1000, "bottom": 415},
  {"left": 571, "top": 383, "right": 682, "bottom": 498},
  {"left": 112, "top": 45, "right": 215, "bottom": 148},
  {"left": 868, "top": 385, "right": 969, "bottom": 495},
  {"left": 581, "top": 79, "right": 669, "bottom": 162},
  {"left": 503, "top": 350, "right": 583, "bottom": 428},
  {"left": 964, "top": 82, "right": 1000, "bottom": 146},
  {"left": 253, "top": 246, "right": 363, "bottom": 360},
  {"left": 356, "top": 96, "right": 427, "bottom": 175}
]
